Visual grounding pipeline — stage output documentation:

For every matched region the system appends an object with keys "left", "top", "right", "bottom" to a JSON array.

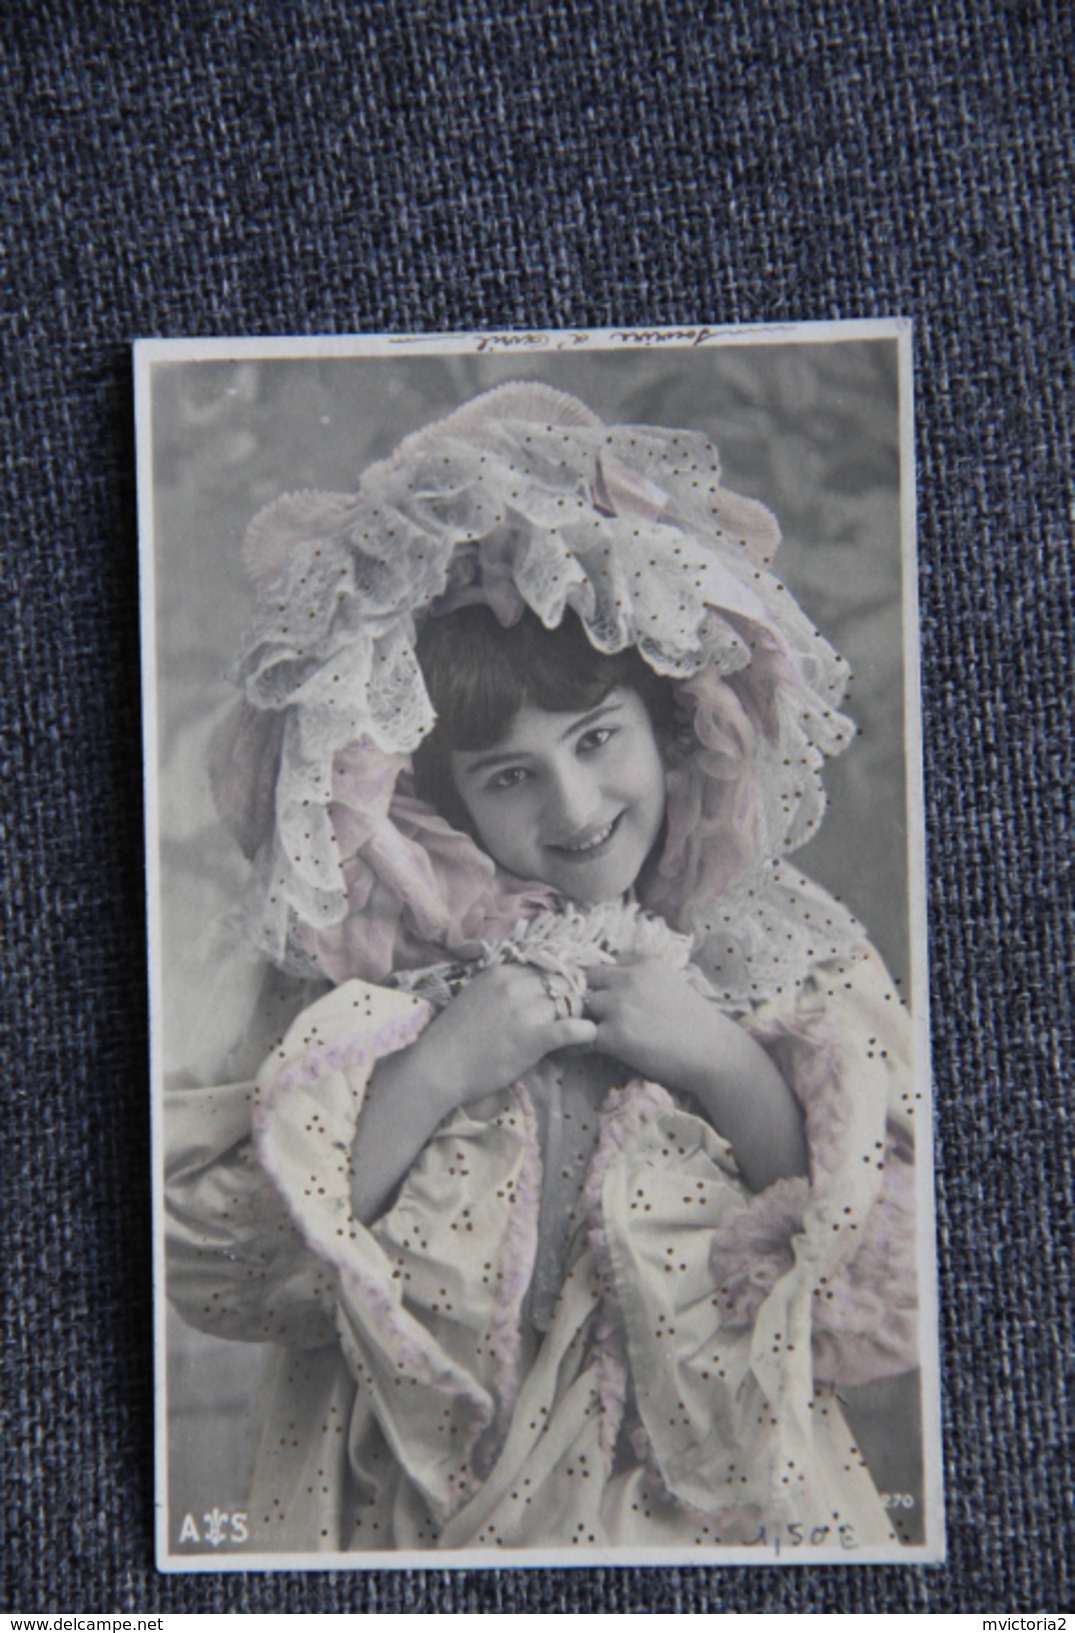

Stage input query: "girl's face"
[{"left": 451, "top": 689, "right": 667, "bottom": 904}]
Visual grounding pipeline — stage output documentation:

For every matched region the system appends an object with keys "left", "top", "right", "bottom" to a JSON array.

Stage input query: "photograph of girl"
[{"left": 145, "top": 331, "right": 938, "bottom": 1566}]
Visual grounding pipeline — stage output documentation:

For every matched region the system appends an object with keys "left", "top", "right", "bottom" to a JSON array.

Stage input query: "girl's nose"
[{"left": 546, "top": 759, "right": 601, "bottom": 837}]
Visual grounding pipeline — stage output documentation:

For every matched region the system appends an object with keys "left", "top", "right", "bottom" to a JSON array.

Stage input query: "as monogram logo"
[{"left": 178, "top": 1508, "right": 249, "bottom": 1546}]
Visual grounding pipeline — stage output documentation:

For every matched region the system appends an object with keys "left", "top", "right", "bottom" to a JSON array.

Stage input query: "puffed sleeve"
[
  {"left": 254, "top": 976, "right": 564, "bottom": 1525},
  {"left": 581, "top": 943, "right": 918, "bottom": 1534},
  {"left": 709, "top": 940, "right": 920, "bottom": 1386},
  {"left": 166, "top": 1074, "right": 345, "bottom": 1347},
  {"left": 164, "top": 979, "right": 434, "bottom": 1349}
]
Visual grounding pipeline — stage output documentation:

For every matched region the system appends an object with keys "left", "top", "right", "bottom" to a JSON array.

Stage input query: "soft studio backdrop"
[{"left": 3, "top": 1, "right": 1071, "bottom": 1613}]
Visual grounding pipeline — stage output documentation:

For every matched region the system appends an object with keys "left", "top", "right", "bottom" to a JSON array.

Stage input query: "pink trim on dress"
[{"left": 251, "top": 1007, "right": 432, "bottom": 1123}]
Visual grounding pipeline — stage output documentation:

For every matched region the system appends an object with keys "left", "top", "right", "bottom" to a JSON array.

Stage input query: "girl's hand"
[
  {"left": 425, "top": 963, "right": 597, "bottom": 1117},
  {"left": 584, "top": 958, "right": 808, "bottom": 1191},
  {"left": 584, "top": 958, "right": 728, "bottom": 1088},
  {"left": 353, "top": 965, "right": 594, "bottom": 1222}
]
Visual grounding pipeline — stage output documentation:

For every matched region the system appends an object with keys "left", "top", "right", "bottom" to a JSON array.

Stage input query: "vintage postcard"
[{"left": 136, "top": 322, "right": 943, "bottom": 1570}]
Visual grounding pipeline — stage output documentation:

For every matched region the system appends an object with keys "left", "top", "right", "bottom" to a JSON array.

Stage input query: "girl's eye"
[
  {"left": 578, "top": 727, "right": 614, "bottom": 754},
  {"left": 488, "top": 766, "right": 530, "bottom": 791}
]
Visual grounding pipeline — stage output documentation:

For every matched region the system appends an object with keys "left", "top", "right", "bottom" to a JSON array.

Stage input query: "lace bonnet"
[{"left": 213, "top": 382, "right": 861, "bottom": 1008}]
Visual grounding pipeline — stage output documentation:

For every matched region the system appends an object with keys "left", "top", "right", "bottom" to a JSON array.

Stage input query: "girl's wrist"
[
  {"left": 663, "top": 1002, "right": 742, "bottom": 1101},
  {"left": 660, "top": 1007, "right": 807, "bottom": 1184},
  {"left": 368, "top": 1020, "right": 465, "bottom": 1138},
  {"left": 416, "top": 1011, "right": 476, "bottom": 1120}
]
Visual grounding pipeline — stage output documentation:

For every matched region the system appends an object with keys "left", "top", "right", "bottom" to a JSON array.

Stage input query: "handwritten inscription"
[
  {"left": 387, "top": 326, "right": 757, "bottom": 354},
  {"left": 472, "top": 327, "right": 724, "bottom": 352},
  {"left": 474, "top": 331, "right": 587, "bottom": 353}
]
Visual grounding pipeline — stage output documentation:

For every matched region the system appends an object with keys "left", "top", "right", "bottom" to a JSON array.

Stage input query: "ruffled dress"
[{"left": 166, "top": 900, "right": 918, "bottom": 1554}]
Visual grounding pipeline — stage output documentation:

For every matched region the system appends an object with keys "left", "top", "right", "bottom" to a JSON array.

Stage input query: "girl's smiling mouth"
[{"left": 547, "top": 813, "right": 623, "bottom": 859}]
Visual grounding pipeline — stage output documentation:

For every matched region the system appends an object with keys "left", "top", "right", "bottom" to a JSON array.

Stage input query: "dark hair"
[{"left": 413, "top": 605, "right": 681, "bottom": 832}]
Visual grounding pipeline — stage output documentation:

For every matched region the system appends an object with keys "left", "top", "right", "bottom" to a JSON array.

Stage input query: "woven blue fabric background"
[{"left": 3, "top": 0, "right": 1071, "bottom": 1612}]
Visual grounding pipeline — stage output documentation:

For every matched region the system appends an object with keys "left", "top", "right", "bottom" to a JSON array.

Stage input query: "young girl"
[{"left": 166, "top": 382, "right": 919, "bottom": 1555}]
